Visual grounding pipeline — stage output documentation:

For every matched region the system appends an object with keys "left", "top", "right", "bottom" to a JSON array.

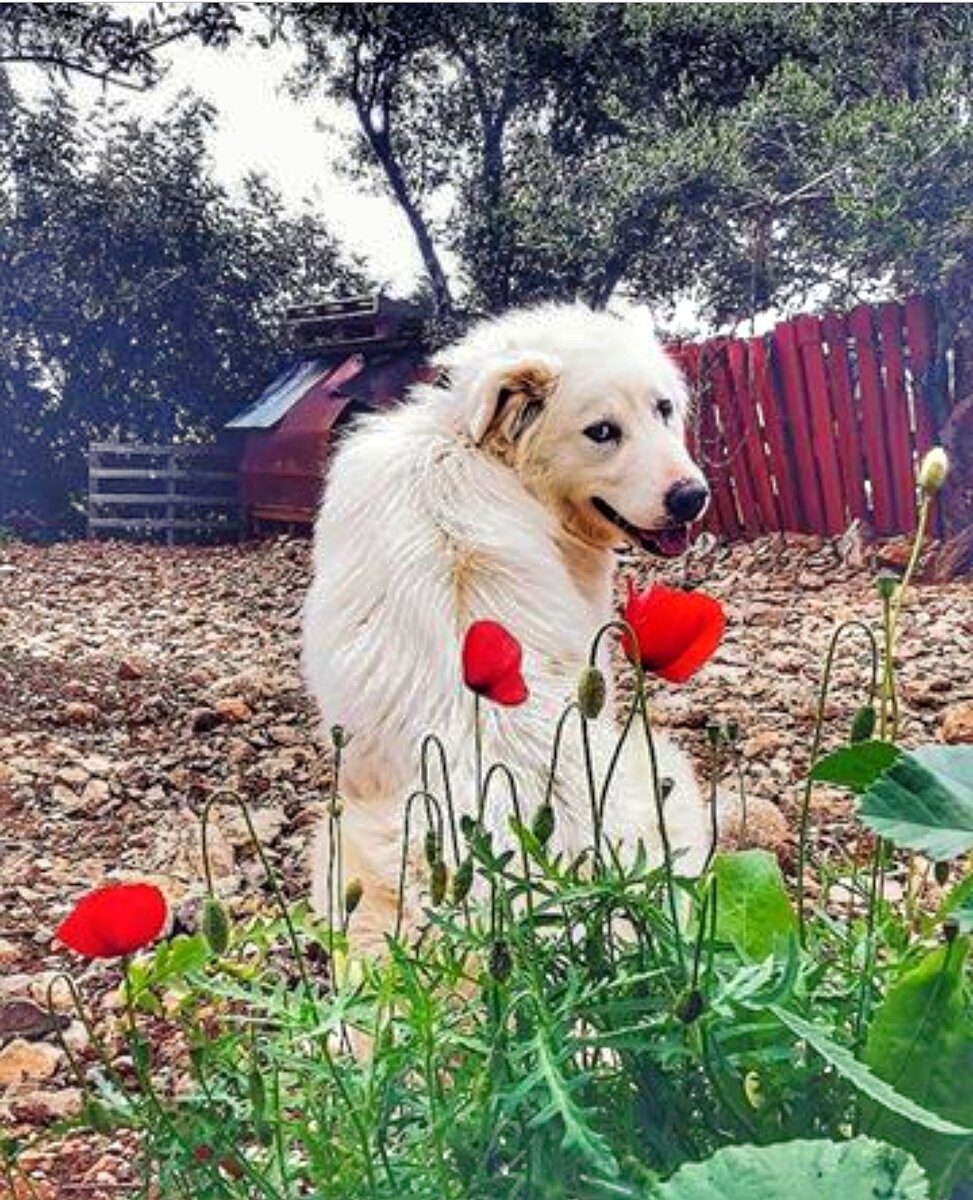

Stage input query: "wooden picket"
[{"left": 678, "top": 294, "right": 956, "bottom": 542}]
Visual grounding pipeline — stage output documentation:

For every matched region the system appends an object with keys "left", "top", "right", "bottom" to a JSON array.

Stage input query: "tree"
[
  {"left": 282, "top": 4, "right": 972, "bottom": 331},
  {"left": 0, "top": 3, "right": 241, "bottom": 90},
  {"left": 0, "top": 80, "right": 368, "bottom": 527}
]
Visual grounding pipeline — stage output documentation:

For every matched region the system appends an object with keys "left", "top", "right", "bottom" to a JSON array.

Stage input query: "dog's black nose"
[{"left": 665, "top": 479, "right": 709, "bottom": 524}]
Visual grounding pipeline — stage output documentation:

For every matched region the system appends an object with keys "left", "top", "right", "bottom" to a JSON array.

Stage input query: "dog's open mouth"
[{"left": 592, "top": 497, "right": 692, "bottom": 558}]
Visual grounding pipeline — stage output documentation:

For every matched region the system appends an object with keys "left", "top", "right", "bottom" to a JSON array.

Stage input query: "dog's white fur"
[{"left": 302, "top": 303, "right": 712, "bottom": 948}]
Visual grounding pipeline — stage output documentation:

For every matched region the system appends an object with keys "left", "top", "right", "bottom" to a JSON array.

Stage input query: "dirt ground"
[{"left": 1, "top": 531, "right": 971, "bottom": 1197}]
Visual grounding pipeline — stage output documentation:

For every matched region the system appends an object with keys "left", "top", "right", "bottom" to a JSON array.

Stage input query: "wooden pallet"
[{"left": 87, "top": 442, "right": 242, "bottom": 545}]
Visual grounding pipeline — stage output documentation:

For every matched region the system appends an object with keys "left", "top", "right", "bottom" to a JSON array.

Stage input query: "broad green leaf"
[
  {"left": 939, "top": 874, "right": 973, "bottom": 933},
  {"left": 656, "top": 1137, "right": 929, "bottom": 1199},
  {"left": 864, "top": 939, "right": 973, "bottom": 1197},
  {"left": 769, "top": 1007, "right": 971, "bottom": 1137},
  {"left": 858, "top": 747, "right": 973, "bottom": 860},
  {"left": 810, "top": 740, "right": 901, "bottom": 792},
  {"left": 714, "top": 850, "right": 796, "bottom": 960}
]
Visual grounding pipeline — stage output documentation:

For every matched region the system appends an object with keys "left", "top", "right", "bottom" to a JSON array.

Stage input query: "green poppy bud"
[
  {"left": 876, "top": 571, "right": 898, "bottom": 602},
  {"left": 459, "top": 814, "right": 477, "bottom": 841},
  {"left": 344, "top": 878, "right": 364, "bottom": 916},
  {"left": 330, "top": 724, "right": 347, "bottom": 750},
  {"left": 201, "top": 896, "right": 231, "bottom": 955},
  {"left": 943, "top": 918, "right": 959, "bottom": 944},
  {"left": 531, "top": 802, "right": 556, "bottom": 847},
  {"left": 918, "top": 447, "right": 949, "bottom": 495},
  {"left": 488, "top": 939, "right": 513, "bottom": 982},
  {"left": 452, "top": 856, "right": 474, "bottom": 904},
  {"left": 577, "top": 665, "right": 606, "bottom": 720},
  {"left": 705, "top": 721, "right": 722, "bottom": 748},
  {"left": 725, "top": 719, "right": 740, "bottom": 744},
  {"left": 248, "top": 1067, "right": 266, "bottom": 1120},
  {"left": 675, "top": 988, "right": 704, "bottom": 1024},
  {"left": 849, "top": 705, "right": 876, "bottom": 743},
  {"left": 933, "top": 860, "right": 950, "bottom": 887},
  {"left": 743, "top": 1071, "right": 764, "bottom": 1109},
  {"left": 424, "top": 828, "right": 440, "bottom": 870},
  {"left": 430, "top": 859, "right": 448, "bottom": 906}
]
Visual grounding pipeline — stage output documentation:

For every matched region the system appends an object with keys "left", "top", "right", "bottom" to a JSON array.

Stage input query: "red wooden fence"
[{"left": 675, "top": 295, "right": 961, "bottom": 541}]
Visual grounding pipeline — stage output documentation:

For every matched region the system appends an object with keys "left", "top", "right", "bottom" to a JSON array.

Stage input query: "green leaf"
[
  {"left": 713, "top": 850, "right": 797, "bottom": 960},
  {"left": 858, "top": 747, "right": 973, "bottom": 860},
  {"left": 656, "top": 1137, "right": 929, "bottom": 1199},
  {"left": 864, "top": 939, "right": 973, "bottom": 1197},
  {"left": 768, "top": 1007, "right": 972, "bottom": 1138},
  {"left": 939, "top": 873, "right": 973, "bottom": 933},
  {"left": 810, "top": 741, "right": 901, "bottom": 792}
]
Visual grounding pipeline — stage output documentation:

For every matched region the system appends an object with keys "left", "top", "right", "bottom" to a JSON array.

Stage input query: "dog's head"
[{"left": 445, "top": 304, "right": 709, "bottom": 557}]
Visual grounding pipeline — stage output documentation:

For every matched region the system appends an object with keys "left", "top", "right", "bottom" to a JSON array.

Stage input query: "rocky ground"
[{"left": 1, "top": 531, "right": 971, "bottom": 1197}]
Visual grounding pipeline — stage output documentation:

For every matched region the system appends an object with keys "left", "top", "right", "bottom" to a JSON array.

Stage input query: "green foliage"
[
  {"left": 810, "top": 740, "right": 902, "bottom": 792},
  {"left": 283, "top": 4, "right": 973, "bottom": 326},
  {"left": 864, "top": 940, "right": 973, "bottom": 1197},
  {"left": 814, "top": 743, "right": 973, "bottom": 861},
  {"left": 713, "top": 850, "right": 796, "bottom": 960},
  {"left": 858, "top": 749, "right": 973, "bottom": 861},
  {"left": 0, "top": 81, "right": 367, "bottom": 527},
  {"left": 654, "top": 1137, "right": 930, "bottom": 1200}
]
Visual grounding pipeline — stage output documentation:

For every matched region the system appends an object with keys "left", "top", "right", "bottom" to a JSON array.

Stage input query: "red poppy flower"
[
  {"left": 56, "top": 882, "right": 167, "bottom": 958},
  {"left": 621, "top": 580, "right": 725, "bottom": 684},
  {"left": 462, "top": 620, "right": 528, "bottom": 706}
]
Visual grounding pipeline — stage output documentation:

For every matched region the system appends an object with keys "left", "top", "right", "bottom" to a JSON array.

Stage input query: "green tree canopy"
[
  {"left": 0, "top": 78, "right": 368, "bottom": 527},
  {"left": 282, "top": 3, "right": 972, "bottom": 331}
]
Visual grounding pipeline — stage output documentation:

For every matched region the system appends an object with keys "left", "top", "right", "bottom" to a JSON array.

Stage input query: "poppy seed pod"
[
  {"left": 430, "top": 859, "right": 448, "bottom": 906},
  {"left": 675, "top": 988, "right": 704, "bottom": 1024},
  {"left": 451, "top": 856, "right": 475, "bottom": 904},
  {"left": 201, "top": 896, "right": 231, "bottom": 955},
  {"left": 488, "top": 939, "right": 513, "bottom": 982},
  {"left": 577, "top": 665, "right": 607, "bottom": 719},
  {"left": 933, "top": 860, "right": 950, "bottom": 887},
  {"left": 344, "top": 878, "right": 364, "bottom": 916},
  {"left": 918, "top": 447, "right": 949, "bottom": 495},
  {"left": 531, "top": 802, "right": 556, "bottom": 846},
  {"left": 850, "top": 705, "right": 877, "bottom": 743},
  {"left": 876, "top": 571, "right": 898, "bottom": 602}
]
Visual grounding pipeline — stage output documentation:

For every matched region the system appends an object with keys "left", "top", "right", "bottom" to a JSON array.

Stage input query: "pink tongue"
[{"left": 650, "top": 527, "right": 690, "bottom": 557}]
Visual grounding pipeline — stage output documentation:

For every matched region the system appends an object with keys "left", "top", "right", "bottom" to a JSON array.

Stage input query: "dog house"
[{"left": 227, "top": 295, "right": 428, "bottom": 526}]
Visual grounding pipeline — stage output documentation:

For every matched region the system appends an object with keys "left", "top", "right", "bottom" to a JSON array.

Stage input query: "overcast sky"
[{"left": 7, "top": 17, "right": 429, "bottom": 294}]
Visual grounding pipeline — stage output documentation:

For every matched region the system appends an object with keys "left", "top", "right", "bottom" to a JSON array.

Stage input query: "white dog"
[{"left": 302, "top": 303, "right": 713, "bottom": 948}]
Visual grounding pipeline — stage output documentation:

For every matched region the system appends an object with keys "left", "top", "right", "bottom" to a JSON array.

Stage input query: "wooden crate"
[{"left": 87, "top": 442, "right": 242, "bottom": 545}]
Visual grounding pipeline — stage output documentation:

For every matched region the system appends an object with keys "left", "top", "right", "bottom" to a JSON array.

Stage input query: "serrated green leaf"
[
  {"left": 656, "top": 1137, "right": 929, "bottom": 1199},
  {"left": 768, "top": 1007, "right": 971, "bottom": 1138},
  {"left": 713, "top": 850, "right": 797, "bottom": 961},
  {"left": 810, "top": 740, "right": 901, "bottom": 792},
  {"left": 858, "top": 747, "right": 973, "bottom": 860},
  {"left": 864, "top": 939, "right": 973, "bottom": 1197}
]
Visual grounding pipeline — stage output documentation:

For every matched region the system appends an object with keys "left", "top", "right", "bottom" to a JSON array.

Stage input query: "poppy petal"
[
  {"left": 56, "top": 883, "right": 167, "bottom": 959},
  {"left": 462, "top": 620, "right": 528, "bottom": 706},
  {"left": 621, "top": 582, "right": 725, "bottom": 683}
]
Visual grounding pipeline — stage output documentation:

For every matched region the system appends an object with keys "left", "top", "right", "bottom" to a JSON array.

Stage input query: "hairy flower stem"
[
  {"left": 483, "top": 762, "right": 534, "bottom": 918},
  {"left": 421, "top": 732, "right": 461, "bottom": 866},
  {"left": 796, "top": 620, "right": 878, "bottom": 945},
  {"left": 637, "top": 689, "right": 687, "bottom": 979},
  {"left": 394, "top": 790, "right": 444, "bottom": 939},
  {"left": 202, "top": 792, "right": 385, "bottom": 1192},
  {"left": 473, "top": 693, "right": 485, "bottom": 825},
  {"left": 882, "top": 491, "right": 932, "bottom": 740}
]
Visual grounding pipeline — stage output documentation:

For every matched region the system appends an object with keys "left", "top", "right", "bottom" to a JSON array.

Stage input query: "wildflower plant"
[{"left": 12, "top": 447, "right": 970, "bottom": 1200}]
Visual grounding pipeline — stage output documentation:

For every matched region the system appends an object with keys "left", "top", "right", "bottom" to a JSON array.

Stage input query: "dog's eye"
[
  {"left": 583, "top": 420, "right": 622, "bottom": 445},
  {"left": 656, "top": 398, "right": 675, "bottom": 422}
]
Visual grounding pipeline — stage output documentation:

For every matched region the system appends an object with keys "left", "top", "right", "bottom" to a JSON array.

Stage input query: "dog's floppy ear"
[{"left": 469, "top": 353, "right": 561, "bottom": 447}]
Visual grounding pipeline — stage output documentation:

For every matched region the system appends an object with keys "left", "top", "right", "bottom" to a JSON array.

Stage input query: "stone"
[
  {"left": 190, "top": 707, "right": 222, "bottom": 734},
  {"left": 214, "top": 696, "right": 253, "bottom": 724},
  {"left": 116, "top": 656, "right": 146, "bottom": 681},
  {"left": 718, "top": 795, "right": 790, "bottom": 855},
  {"left": 80, "top": 777, "right": 111, "bottom": 808},
  {"left": 60, "top": 700, "right": 99, "bottom": 726},
  {"left": 8, "top": 1087, "right": 83, "bottom": 1123},
  {"left": 0, "top": 1039, "right": 62, "bottom": 1086},
  {"left": 941, "top": 702, "right": 973, "bottom": 744}
]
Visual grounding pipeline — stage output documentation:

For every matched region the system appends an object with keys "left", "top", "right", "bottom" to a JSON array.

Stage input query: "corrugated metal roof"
[{"left": 226, "top": 359, "right": 334, "bottom": 430}]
